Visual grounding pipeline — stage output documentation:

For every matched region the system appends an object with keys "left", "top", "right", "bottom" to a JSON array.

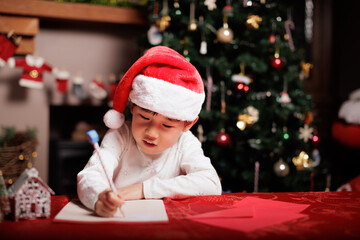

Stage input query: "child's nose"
[{"left": 145, "top": 125, "right": 159, "bottom": 139}]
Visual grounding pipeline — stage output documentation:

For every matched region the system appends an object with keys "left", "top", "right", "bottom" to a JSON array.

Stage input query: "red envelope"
[
  {"left": 188, "top": 197, "right": 310, "bottom": 232},
  {"left": 188, "top": 204, "right": 253, "bottom": 219}
]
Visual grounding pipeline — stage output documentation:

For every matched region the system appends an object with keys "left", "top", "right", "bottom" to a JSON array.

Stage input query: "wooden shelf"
[{"left": 0, "top": 0, "right": 148, "bottom": 25}]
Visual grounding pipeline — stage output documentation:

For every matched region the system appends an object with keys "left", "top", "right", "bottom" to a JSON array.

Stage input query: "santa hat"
[{"left": 104, "top": 46, "right": 205, "bottom": 129}]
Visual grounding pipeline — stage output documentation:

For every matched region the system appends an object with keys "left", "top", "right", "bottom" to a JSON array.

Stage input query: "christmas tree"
[{"left": 139, "top": 0, "right": 325, "bottom": 192}]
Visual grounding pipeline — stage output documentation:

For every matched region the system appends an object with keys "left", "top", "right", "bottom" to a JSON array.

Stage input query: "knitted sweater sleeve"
[
  {"left": 143, "top": 131, "right": 222, "bottom": 199},
  {"left": 77, "top": 127, "right": 128, "bottom": 210}
]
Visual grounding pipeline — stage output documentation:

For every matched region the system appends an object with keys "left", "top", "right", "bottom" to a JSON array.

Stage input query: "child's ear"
[{"left": 183, "top": 116, "right": 199, "bottom": 132}]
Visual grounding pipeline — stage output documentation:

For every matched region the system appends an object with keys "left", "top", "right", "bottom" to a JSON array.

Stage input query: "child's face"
[{"left": 131, "top": 104, "right": 198, "bottom": 155}]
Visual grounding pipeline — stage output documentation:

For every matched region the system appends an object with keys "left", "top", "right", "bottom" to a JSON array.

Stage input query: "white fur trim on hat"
[
  {"left": 129, "top": 74, "right": 205, "bottom": 121},
  {"left": 0, "top": 58, "right": 5, "bottom": 68},
  {"left": 7, "top": 57, "right": 15, "bottom": 68},
  {"left": 103, "top": 109, "right": 125, "bottom": 129}
]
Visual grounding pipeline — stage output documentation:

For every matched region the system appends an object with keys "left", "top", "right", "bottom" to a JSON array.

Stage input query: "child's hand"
[
  {"left": 117, "top": 183, "right": 144, "bottom": 200},
  {"left": 95, "top": 189, "right": 124, "bottom": 217}
]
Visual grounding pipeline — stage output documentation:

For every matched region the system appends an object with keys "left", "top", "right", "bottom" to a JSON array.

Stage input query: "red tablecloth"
[{"left": 1, "top": 192, "right": 360, "bottom": 240}]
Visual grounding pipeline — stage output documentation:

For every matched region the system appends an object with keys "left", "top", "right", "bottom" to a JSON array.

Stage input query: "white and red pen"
[{"left": 87, "top": 129, "right": 124, "bottom": 217}]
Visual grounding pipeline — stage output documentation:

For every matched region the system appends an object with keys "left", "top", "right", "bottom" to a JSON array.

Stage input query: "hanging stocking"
[
  {"left": 55, "top": 68, "right": 70, "bottom": 94},
  {"left": 8, "top": 54, "right": 57, "bottom": 89},
  {"left": 0, "top": 32, "right": 21, "bottom": 67},
  {"left": 72, "top": 73, "right": 88, "bottom": 100},
  {"left": 88, "top": 75, "right": 107, "bottom": 100}
]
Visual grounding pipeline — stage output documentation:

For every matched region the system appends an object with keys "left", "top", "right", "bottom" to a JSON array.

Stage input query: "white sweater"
[{"left": 77, "top": 122, "right": 222, "bottom": 210}]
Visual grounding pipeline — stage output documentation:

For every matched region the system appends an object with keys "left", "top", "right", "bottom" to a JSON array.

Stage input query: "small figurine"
[{"left": 7, "top": 168, "right": 54, "bottom": 221}]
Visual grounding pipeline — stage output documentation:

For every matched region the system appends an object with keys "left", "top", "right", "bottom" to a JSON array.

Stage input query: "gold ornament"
[
  {"left": 246, "top": 15, "right": 262, "bottom": 29},
  {"left": 188, "top": 21, "right": 198, "bottom": 31},
  {"left": 157, "top": 15, "right": 171, "bottom": 32},
  {"left": 292, "top": 151, "right": 312, "bottom": 170},
  {"left": 237, "top": 114, "right": 253, "bottom": 130},
  {"left": 300, "top": 61, "right": 313, "bottom": 80},
  {"left": 188, "top": 1, "right": 197, "bottom": 31},
  {"left": 236, "top": 106, "right": 259, "bottom": 130},
  {"left": 217, "top": 11, "right": 233, "bottom": 43},
  {"left": 274, "top": 158, "right": 290, "bottom": 177},
  {"left": 217, "top": 25, "right": 233, "bottom": 43},
  {"left": 284, "top": 33, "right": 289, "bottom": 41},
  {"left": 29, "top": 69, "right": 39, "bottom": 78}
]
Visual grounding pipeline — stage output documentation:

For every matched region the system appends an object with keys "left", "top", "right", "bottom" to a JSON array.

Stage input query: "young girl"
[{"left": 77, "top": 46, "right": 222, "bottom": 217}]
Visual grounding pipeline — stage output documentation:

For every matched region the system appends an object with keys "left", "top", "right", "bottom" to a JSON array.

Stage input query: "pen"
[{"left": 86, "top": 129, "right": 125, "bottom": 217}]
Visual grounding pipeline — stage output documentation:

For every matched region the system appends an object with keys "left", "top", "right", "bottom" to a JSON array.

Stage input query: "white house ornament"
[{"left": 147, "top": 24, "right": 163, "bottom": 45}]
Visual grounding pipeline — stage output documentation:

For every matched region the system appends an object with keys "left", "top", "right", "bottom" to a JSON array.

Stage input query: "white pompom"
[
  {"left": 103, "top": 109, "right": 125, "bottom": 129},
  {"left": 339, "top": 100, "right": 360, "bottom": 125}
]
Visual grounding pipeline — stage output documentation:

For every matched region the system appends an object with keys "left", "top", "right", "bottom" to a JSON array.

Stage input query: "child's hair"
[
  {"left": 104, "top": 46, "right": 205, "bottom": 130},
  {"left": 131, "top": 102, "right": 190, "bottom": 127}
]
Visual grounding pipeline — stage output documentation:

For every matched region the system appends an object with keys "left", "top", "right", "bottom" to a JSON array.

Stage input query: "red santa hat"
[{"left": 104, "top": 46, "right": 205, "bottom": 129}]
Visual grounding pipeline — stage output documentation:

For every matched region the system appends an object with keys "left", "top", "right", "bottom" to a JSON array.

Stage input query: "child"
[{"left": 77, "top": 46, "right": 222, "bottom": 217}]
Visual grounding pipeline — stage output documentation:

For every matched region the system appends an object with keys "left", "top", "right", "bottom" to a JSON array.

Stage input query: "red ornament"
[
  {"left": 235, "top": 82, "right": 250, "bottom": 93},
  {"left": 269, "top": 34, "right": 276, "bottom": 44},
  {"left": 270, "top": 56, "right": 284, "bottom": 70},
  {"left": 215, "top": 131, "right": 231, "bottom": 147},
  {"left": 312, "top": 134, "right": 320, "bottom": 148}
]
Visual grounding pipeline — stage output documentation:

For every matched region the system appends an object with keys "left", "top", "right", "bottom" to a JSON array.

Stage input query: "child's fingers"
[
  {"left": 95, "top": 201, "right": 117, "bottom": 217},
  {"left": 108, "top": 191, "right": 125, "bottom": 206},
  {"left": 98, "top": 190, "right": 118, "bottom": 209},
  {"left": 99, "top": 189, "right": 124, "bottom": 208}
]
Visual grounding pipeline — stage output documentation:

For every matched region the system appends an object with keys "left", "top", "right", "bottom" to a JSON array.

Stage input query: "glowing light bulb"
[{"left": 237, "top": 121, "right": 246, "bottom": 130}]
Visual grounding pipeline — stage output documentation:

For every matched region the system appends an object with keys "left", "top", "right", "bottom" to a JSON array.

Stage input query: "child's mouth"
[{"left": 143, "top": 140, "right": 156, "bottom": 147}]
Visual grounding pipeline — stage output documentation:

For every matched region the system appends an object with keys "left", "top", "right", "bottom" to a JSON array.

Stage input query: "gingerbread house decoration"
[{"left": 7, "top": 168, "right": 54, "bottom": 221}]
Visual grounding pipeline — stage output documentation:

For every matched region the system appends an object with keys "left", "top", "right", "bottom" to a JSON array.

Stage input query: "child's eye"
[
  {"left": 163, "top": 124, "right": 173, "bottom": 128},
  {"left": 140, "top": 114, "right": 150, "bottom": 120}
]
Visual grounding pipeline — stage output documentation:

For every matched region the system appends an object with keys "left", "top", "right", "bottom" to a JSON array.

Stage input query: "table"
[{"left": 1, "top": 192, "right": 360, "bottom": 240}]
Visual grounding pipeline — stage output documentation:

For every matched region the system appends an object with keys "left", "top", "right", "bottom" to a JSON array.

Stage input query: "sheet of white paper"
[{"left": 54, "top": 199, "right": 169, "bottom": 223}]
